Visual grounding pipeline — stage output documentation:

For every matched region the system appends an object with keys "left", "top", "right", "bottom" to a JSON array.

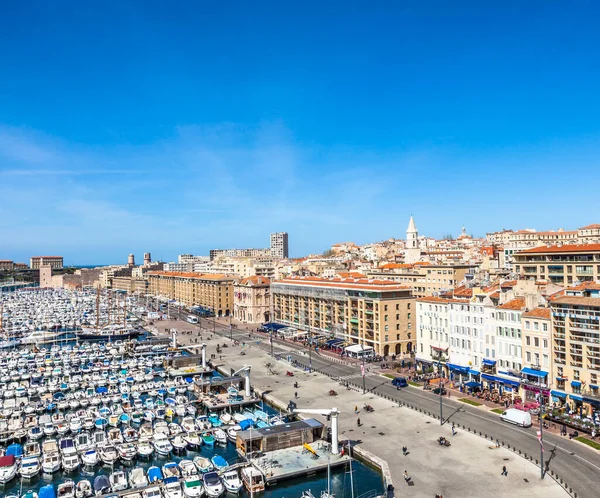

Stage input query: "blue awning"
[
  {"left": 464, "top": 381, "right": 481, "bottom": 388},
  {"left": 570, "top": 394, "right": 583, "bottom": 401},
  {"left": 522, "top": 367, "right": 548, "bottom": 378},
  {"left": 498, "top": 377, "right": 521, "bottom": 388},
  {"left": 551, "top": 390, "right": 567, "bottom": 399},
  {"left": 482, "top": 359, "right": 496, "bottom": 366},
  {"left": 590, "top": 384, "right": 598, "bottom": 389},
  {"left": 447, "top": 364, "right": 470, "bottom": 373},
  {"left": 481, "top": 373, "right": 496, "bottom": 382},
  {"left": 583, "top": 397, "right": 600, "bottom": 406},
  {"left": 468, "top": 369, "right": 480, "bottom": 376},
  {"left": 571, "top": 381, "right": 582, "bottom": 387}
]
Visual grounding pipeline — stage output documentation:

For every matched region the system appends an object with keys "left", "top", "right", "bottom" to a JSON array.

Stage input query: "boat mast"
[
  {"left": 349, "top": 444, "right": 355, "bottom": 498},
  {"left": 95, "top": 288, "right": 100, "bottom": 331}
]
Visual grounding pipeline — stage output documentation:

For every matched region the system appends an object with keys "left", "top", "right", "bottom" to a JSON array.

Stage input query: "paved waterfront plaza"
[{"left": 161, "top": 318, "right": 569, "bottom": 498}]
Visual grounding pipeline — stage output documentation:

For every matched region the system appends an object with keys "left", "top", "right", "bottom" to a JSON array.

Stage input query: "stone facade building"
[{"left": 233, "top": 276, "right": 271, "bottom": 324}]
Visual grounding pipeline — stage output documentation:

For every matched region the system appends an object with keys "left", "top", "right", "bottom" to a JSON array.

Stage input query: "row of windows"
[{"left": 524, "top": 320, "right": 548, "bottom": 332}]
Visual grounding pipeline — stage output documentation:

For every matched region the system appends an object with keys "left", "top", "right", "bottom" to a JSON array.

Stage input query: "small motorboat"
[
  {"left": 141, "top": 486, "right": 162, "bottom": 498},
  {"left": 0, "top": 455, "right": 18, "bottom": 484},
  {"left": 136, "top": 439, "right": 154, "bottom": 458},
  {"left": 162, "top": 461, "right": 181, "bottom": 480},
  {"left": 171, "top": 435, "right": 188, "bottom": 453},
  {"left": 193, "top": 456, "right": 213, "bottom": 474},
  {"left": 183, "top": 431, "right": 201, "bottom": 450},
  {"left": 110, "top": 470, "right": 128, "bottom": 492},
  {"left": 182, "top": 476, "right": 204, "bottom": 498},
  {"left": 163, "top": 477, "right": 183, "bottom": 498},
  {"left": 81, "top": 449, "right": 98, "bottom": 467},
  {"left": 39, "top": 484, "right": 56, "bottom": 498},
  {"left": 178, "top": 459, "right": 198, "bottom": 478},
  {"left": 210, "top": 455, "right": 228, "bottom": 471},
  {"left": 213, "top": 429, "right": 227, "bottom": 446},
  {"left": 57, "top": 479, "right": 75, "bottom": 498},
  {"left": 61, "top": 453, "right": 80, "bottom": 473},
  {"left": 203, "top": 472, "right": 225, "bottom": 498},
  {"left": 129, "top": 467, "right": 148, "bottom": 488},
  {"left": 19, "top": 456, "right": 41, "bottom": 479},
  {"left": 152, "top": 434, "right": 172, "bottom": 456},
  {"left": 221, "top": 469, "right": 243, "bottom": 494},
  {"left": 117, "top": 442, "right": 137, "bottom": 461},
  {"left": 98, "top": 445, "right": 118, "bottom": 465},
  {"left": 93, "top": 475, "right": 111, "bottom": 496},
  {"left": 201, "top": 433, "right": 215, "bottom": 448},
  {"left": 147, "top": 465, "right": 163, "bottom": 484},
  {"left": 42, "top": 451, "right": 62, "bottom": 473},
  {"left": 75, "top": 479, "right": 92, "bottom": 498}
]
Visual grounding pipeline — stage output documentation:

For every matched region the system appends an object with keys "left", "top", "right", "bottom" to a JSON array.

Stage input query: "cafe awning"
[
  {"left": 522, "top": 367, "right": 548, "bottom": 378},
  {"left": 551, "top": 390, "right": 567, "bottom": 399},
  {"left": 482, "top": 359, "right": 496, "bottom": 366},
  {"left": 447, "top": 364, "right": 470, "bottom": 373},
  {"left": 464, "top": 381, "right": 481, "bottom": 388},
  {"left": 571, "top": 381, "right": 582, "bottom": 388}
]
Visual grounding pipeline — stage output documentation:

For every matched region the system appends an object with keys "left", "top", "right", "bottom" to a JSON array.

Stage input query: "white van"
[{"left": 500, "top": 408, "right": 532, "bottom": 428}]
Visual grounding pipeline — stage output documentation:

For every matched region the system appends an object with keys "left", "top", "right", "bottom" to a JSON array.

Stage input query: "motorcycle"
[
  {"left": 286, "top": 371, "right": 294, "bottom": 377},
  {"left": 363, "top": 404, "right": 374, "bottom": 413},
  {"left": 329, "top": 390, "right": 338, "bottom": 396}
]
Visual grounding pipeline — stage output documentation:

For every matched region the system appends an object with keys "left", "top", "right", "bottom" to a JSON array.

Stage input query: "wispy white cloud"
[{"left": 0, "top": 122, "right": 446, "bottom": 263}]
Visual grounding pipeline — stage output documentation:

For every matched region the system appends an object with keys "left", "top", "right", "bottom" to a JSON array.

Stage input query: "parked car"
[{"left": 391, "top": 377, "right": 408, "bottom": 388}]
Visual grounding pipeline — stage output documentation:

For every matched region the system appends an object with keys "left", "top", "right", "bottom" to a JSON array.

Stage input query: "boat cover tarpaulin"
[{"left": 0, "top": 455, "right": 15, "bottom": 466}]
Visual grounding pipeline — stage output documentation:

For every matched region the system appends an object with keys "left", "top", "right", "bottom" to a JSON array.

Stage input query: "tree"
[{"left": 322, "top": 248, "right": 334, "bottom": 257}]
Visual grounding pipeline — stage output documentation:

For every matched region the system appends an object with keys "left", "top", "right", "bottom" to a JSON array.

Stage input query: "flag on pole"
[{"left": 361, "top": 364, "right": 365, "bottom": 377}]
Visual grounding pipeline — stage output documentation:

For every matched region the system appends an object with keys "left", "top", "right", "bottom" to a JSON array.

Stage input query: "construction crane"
[
  {"left": 232, "top": 365, "right": 252, "bottom": 397},
  {"left": 290, "top": 407, "right": 340, "bottom": 455}
]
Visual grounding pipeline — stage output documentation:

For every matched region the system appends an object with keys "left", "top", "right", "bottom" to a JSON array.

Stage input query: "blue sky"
[{"left": 1, "top": 1, "right": 600, "bottom": 265}]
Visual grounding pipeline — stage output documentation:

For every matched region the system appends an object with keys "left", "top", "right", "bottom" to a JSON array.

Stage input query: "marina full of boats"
[
  {"left": 0, "top": 289, "right": 144, "bottom": 345},
  {"left": 0, "top": 289, "right": 384, "bottom": 498}
]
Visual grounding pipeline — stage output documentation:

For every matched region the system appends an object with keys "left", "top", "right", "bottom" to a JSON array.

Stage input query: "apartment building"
[
  {"left": 514, "top": 244, "right": 600, "bottom": 285},
  {"left": 0, "top": 260, "right": 14, "bottom": 270},
  {"left": 367, "top": 264, "right": 475, "bottom": 297},
  {"left": 148, "top": 271, "right": 234, "bottom": 316},
  {"left": 271, "top": 277, "right": 415, "bottom": 356},
  {"left": 30, "top": 256, "right": 63, "bottom": 269},
  {"left": 521, "top": 307, "right": 552, "bottom": 404},
  {"left": 550, "top": 283, "right": 600, "bottom": 414},
  {"left": 270, "top": 232, "right": 289, "bottom": 259},
  {"left": 415, "top": 297, "right": 452, "bottom": 374},
  {"left": 233, "top": 276, "right": 271, "bottom": 324}
]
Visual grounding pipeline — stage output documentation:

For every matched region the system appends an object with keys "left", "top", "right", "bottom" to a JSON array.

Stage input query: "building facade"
[
  {"left": 514, "top": 244, "right": 600, "bottom": 285},
  {"left": 233, "top": 276, "right": 271, "bottom": 324},
  {"left": 271, "top": 276, "right": 415, "bottom": 356},
  {"left": 550, "top": 284, "right": 600, "bottom": 414},
  {"left": 30, "top": 256, "right": 64, "bottom": 269},
  {"left": 0, "top": 260, "right": 14, "bottom": 270},
  {"left": 148, "top": 271, "right": 234, "bottom": 316},
  {"left": 270, "top": 232, "right": 289, "bottom": 259}
]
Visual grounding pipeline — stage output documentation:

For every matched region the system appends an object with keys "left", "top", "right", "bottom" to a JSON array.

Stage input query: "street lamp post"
[
  {"left": 229, "top": 313, "right": 232, "bottom": 341},
  {"left": 539, "top": 397, "right": 545, "bottom": 479},
  {"left": 362, "top": 344, "right": 366, "bottom": 394}
]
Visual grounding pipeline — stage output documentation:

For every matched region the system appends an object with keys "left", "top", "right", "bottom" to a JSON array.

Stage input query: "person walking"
[
  {"left": 501, "top": 465, "right": 508, "bottom": 476},
  {"left": 451, "top": 423, "right": 457, "bottom": 436},
  {"left": 354, "top": 405, "right": 358, "bottom": 414},
  {"left": 402, "top": 446, "right": 407, "bottom": 456},
  {"left": 403, "top": 470, "right": 410, "bottom": 483},
  {"left": 294, "top": 391, "right": 298, "bottom": 399},
  {"left": 357, "top": 417, "right": 361, "bottom": 427}
]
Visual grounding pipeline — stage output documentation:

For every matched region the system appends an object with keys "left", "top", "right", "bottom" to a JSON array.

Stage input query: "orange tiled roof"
[
  {"left": 519, "top": 244, "right": 600, "bottom": 254},
  {"left": 500, "top": 280, "right": 517, "bottom": 288},
  {"left": 380, "top": 263, "right": 412, "bottom": 269},
  {"left": 568, "top": 281, "right": 600, "bottom": 291},
  {"left": 523, "top": 307, "right": 551, "bottom": 319},
  {"left": 552, "top": 296, "right": 600, "bottom": 307},
  {"left": 31, "top": 256, "right": 63, "bottom": 258},
  {"left": 498, "top": 298, "right": 526, "bottom": 310},
  {"left": 489, "top": 291, "right": 501, "bottom": 300},
  {"left": 579, "top": 224, "right": 600, "bottom": 230},
  {"left": 238, "top": 276, "right": 270, "bottom": 286},
  {"left": 452, "top": 286, "right": 473, "bottom": 298}
]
